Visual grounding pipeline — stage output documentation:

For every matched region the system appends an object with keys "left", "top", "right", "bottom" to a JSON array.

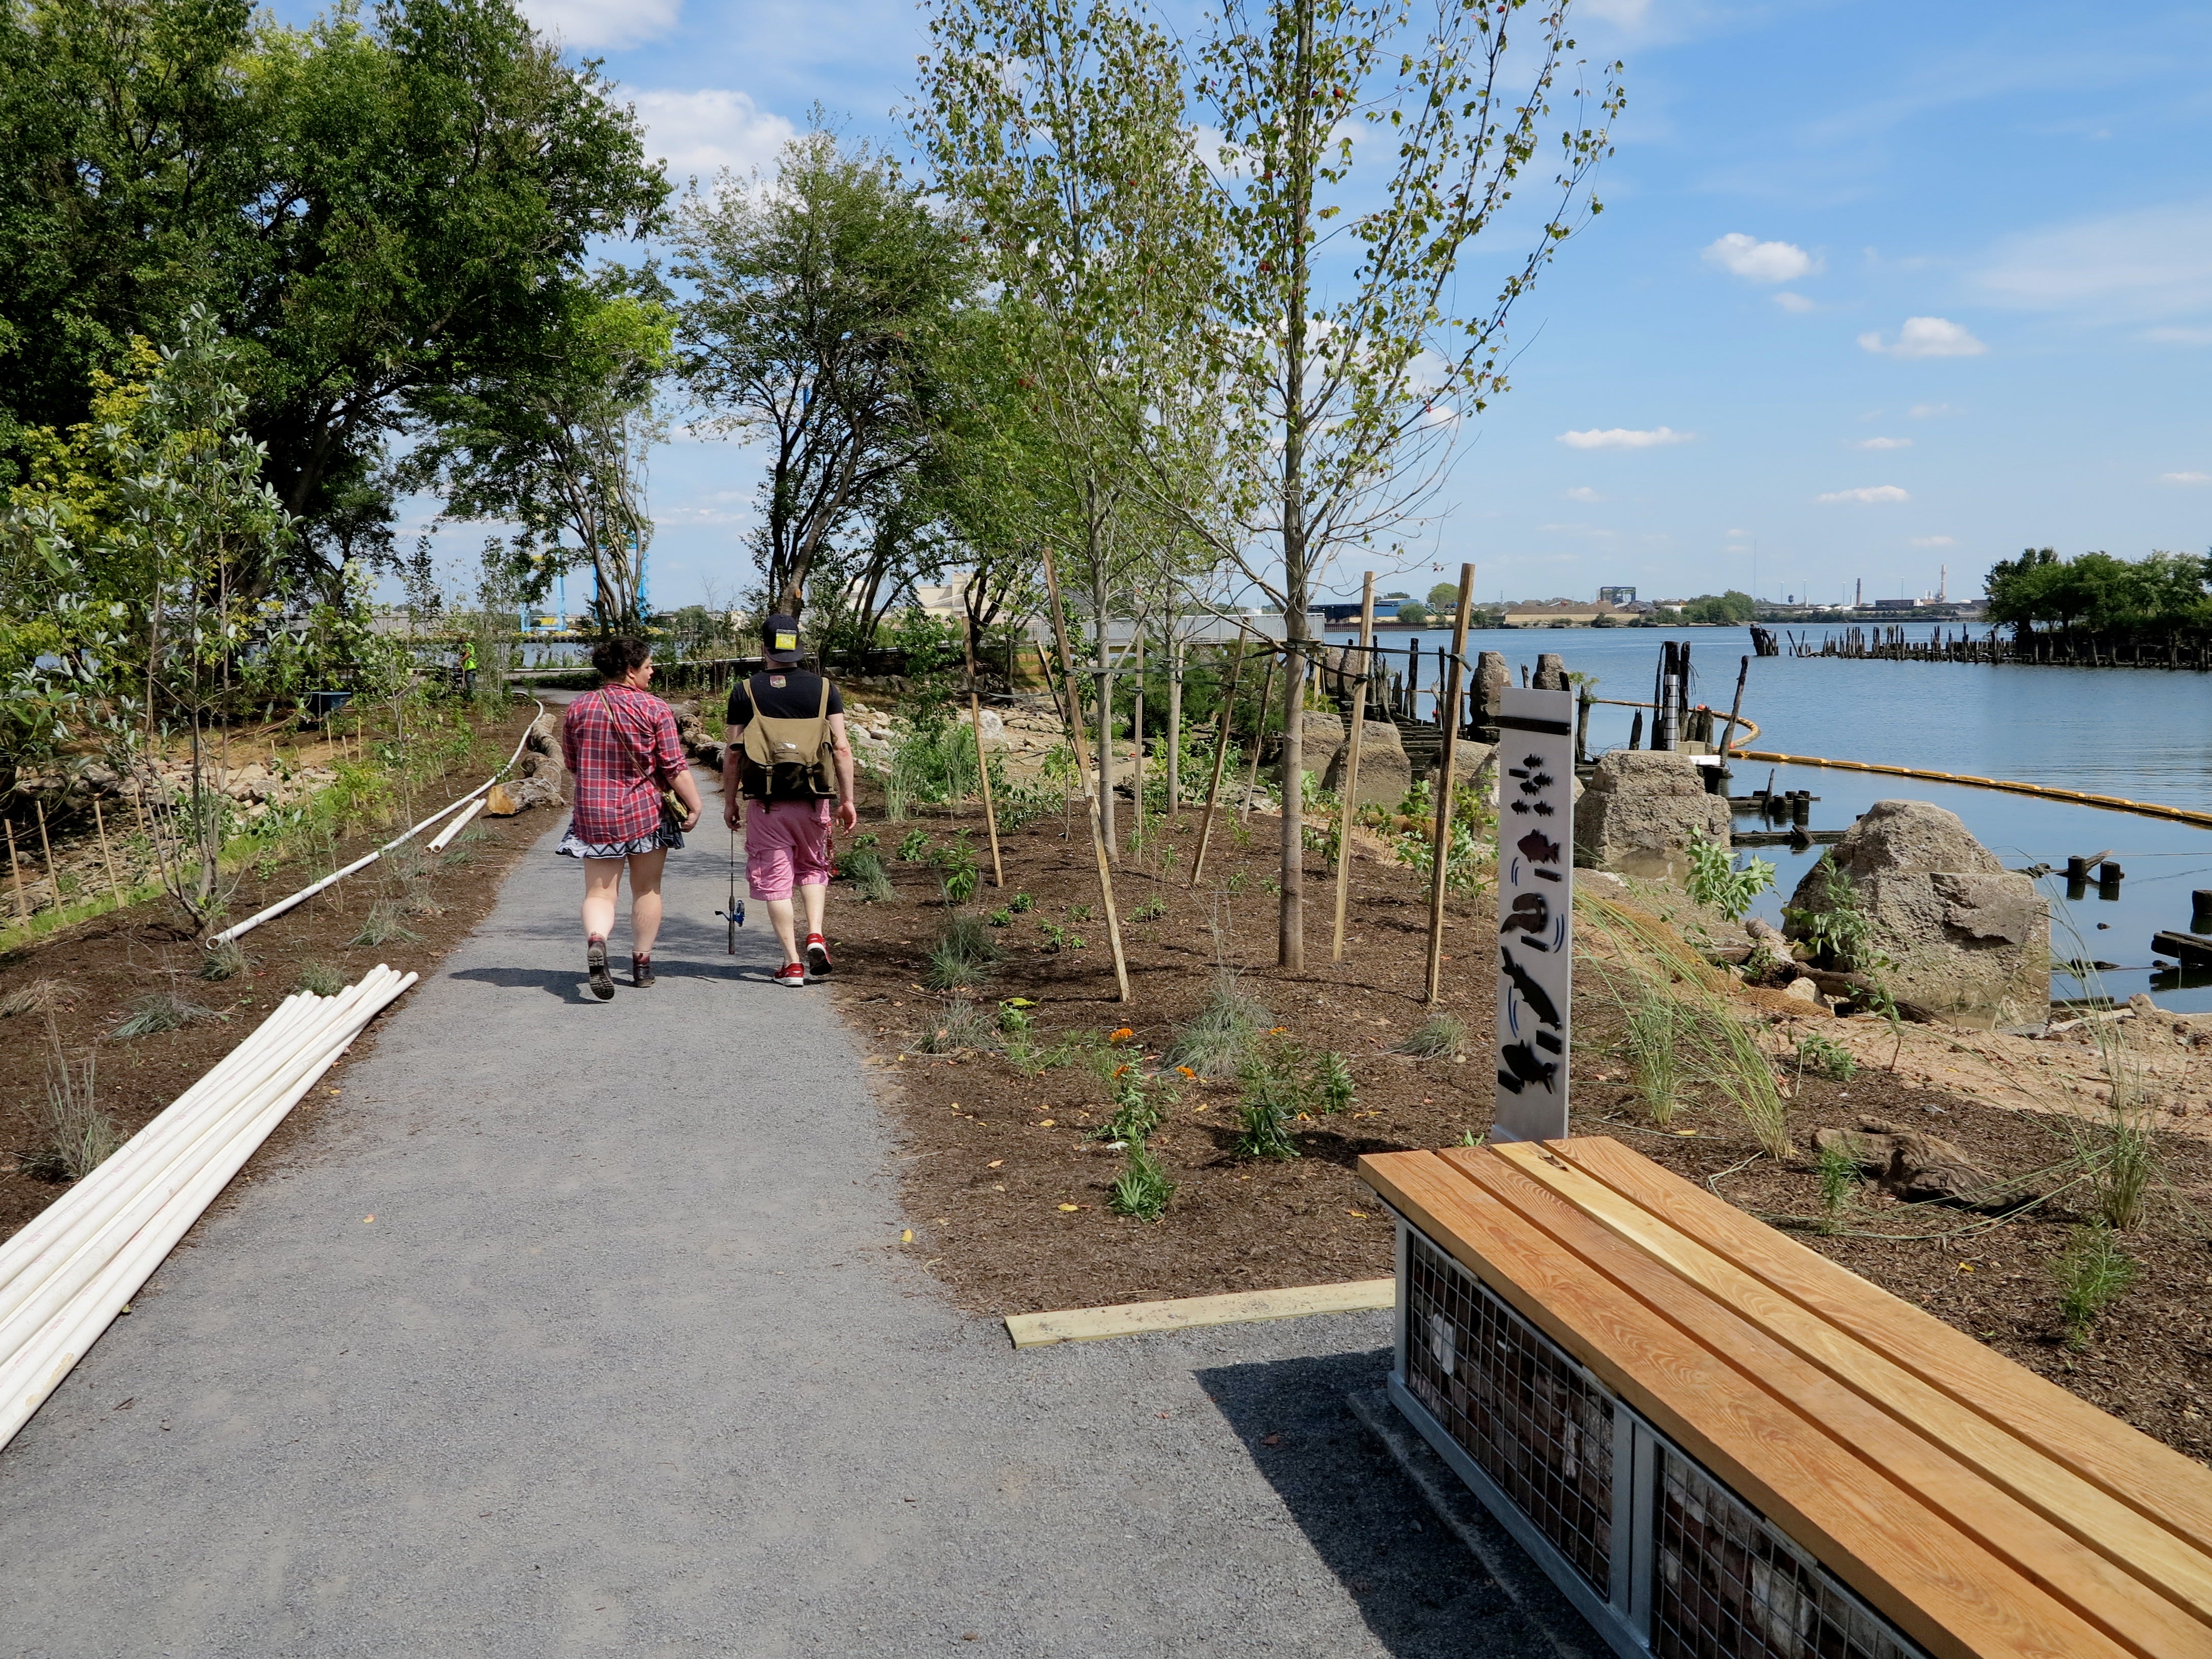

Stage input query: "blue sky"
[{"left": 359, "top": 0, "right": 2212, "bottom": 608}]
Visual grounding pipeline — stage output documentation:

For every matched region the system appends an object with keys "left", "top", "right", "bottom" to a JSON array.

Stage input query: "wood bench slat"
[
  {"left": 1469, "top": 1142, "right": 2212, "bottom": 1653},
  {"left": 1364, "top": 1149, "right": 2132, "bottom": 1659},
  {"left": 1548, "top": 1136, "right": 2212, "bottom": 1552}
]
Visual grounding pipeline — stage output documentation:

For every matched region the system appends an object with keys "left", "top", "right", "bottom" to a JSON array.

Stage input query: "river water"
[{"left": 1320, "top": 624, "right": 2212, "bottom": 1012}]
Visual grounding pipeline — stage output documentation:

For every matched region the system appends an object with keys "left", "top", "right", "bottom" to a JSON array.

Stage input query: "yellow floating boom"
[{"left": 1735, "top": 749, "right": 2212, "bottom": 831}]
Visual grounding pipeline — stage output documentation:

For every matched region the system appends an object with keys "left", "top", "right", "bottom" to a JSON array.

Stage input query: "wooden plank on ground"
[
  {"left": 1359, "top": 1149, "right": 2134, "bottom": 1659},
  {"left": 1464, "top": 1144, "right": 2212, "bottom": 1658},
  {"left": 1548, "top": 1136, "right": 2212, "bottom": 1552},
  {"left": 1003, "top": 1278, "right": 1395, "bottom": 1350}
]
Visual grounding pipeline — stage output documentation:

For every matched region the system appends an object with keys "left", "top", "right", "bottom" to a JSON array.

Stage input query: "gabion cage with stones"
[{"left": 1392, "top": 1221, "right": 1929, "bottom": 1659}]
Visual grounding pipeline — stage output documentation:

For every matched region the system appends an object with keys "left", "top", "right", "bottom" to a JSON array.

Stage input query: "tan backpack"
[{"left": 740, "top": 673, "right": 836, "bottom": 798}]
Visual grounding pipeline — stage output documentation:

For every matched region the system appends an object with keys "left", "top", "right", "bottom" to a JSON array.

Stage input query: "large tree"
[
  {"left": 0, "top": 0, "right": 667, "bottom": 595},
  {"left": 1185, "top": 0, "right": 1622, "bottom": 967},
  {"left": 671, "top": 124, "right": 972, "bottom": 618},
  {"left": 917, "top": 0, "right": 1226, "bottom": 847}
]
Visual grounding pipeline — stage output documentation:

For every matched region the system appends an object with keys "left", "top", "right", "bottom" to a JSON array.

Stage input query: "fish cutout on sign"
[
  {"left": 1500, "top": 893, "right": 1549, "bottom": 941},
  {"left": 1497, "top": 1041, "right": 1558, "bottom": 1095},
  {"left": 1517, "top": 831, "right": 1561, "bottom": 865},
  {"left": 1499, "top": 947, "right": 1561, "bottom": 1028}
]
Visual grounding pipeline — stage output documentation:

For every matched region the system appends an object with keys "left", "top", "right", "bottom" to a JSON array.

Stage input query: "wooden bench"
[{"left": 1358, "top": 1136, "right": 2212, "bottom": 1659}]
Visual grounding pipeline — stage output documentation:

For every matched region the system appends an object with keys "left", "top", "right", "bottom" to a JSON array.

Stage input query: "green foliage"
[
  {"left": 350, "top": 900, "right": 420, "bottom": 947},
  {"left": 1129, "top": 893, "right": 1168, "bottom": 923},
  {"left": 198, "top": 938, "right": 247, "bottom": 982},
  {"left": 1100, "top": 1070, "right": 1169, "bottom": 1146},
  {"left": 925, "top": 911, "right": 1002, "bottom": 990},
  {"left": 1679, "top": 591, "right": 1756, "bottom": 625},
  {"left": 895, "top": 828, "right": 932, "bottom": 862},
  {"left": 1620, "top": 975, "right": 1686, "bottom": 1126},
  {"left": 1164, "top": 973, "right": 1272, "bottom": 1077},
  {"left": 840, "top": 846, "right": 895, "bottom": 902},
  {"left": 1235, "top": 1037, "right": 1305, "bottom": 1160},
  {"left": 928, "top": 830, "right": 980, "bottom": 905},
  {"left": 1685, "top": 832, "right": 1775, "bottom": 922},
  {"left": 1785, "top": 852, "right": 1885, "bottom": 975},
  {"left": 1796, "top": 1031, "right": 1857, "bottom": 1082},
  {"left": 295, "top": 960, "right": 347, "bottom": 997},
  {"left": 19, "top": 1028, "right": 119, "bottom": 1183},
  {"left": 1814, "top": 1136, "right": 1863, "bottom": 1236},
  {"left": 1426, "top": 583, "right": 1462, "bottom": 612},
  {"left": 1314, "top": 1050, "right": 1354, "bottom": 1114},
  {"left": 2051, "top": 1225, "right": 2137, "bottom": 1350},
  {"left": 1107, "top": 1142, "right": 1175, "bottom": 1220},
  {"left": 1392, "top": 1012, "right": 1467, "bottom": 1059},
  {"left": 1007, "top": 890, "right": 1035, "bottom": 913},
  {"left": 909, "top": 996, "right": 1001, "bottom": 1054},
  {"left": 1037, "top": 919, "right": 1087, "bottom": 953},
  {"left": 1986, "top": 546, "right": 2212, "bottom": 634},
  {"left": 112, "top": 990, "right": 212, "bottom": 1039},
  {"left": 0, "top": 0, "right": 666, "bottom": 593}
]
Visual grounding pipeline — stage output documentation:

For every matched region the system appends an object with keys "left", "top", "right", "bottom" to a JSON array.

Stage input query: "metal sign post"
[{"left": 1492, "top": 686, "right": 1575, "bottom": 1143}]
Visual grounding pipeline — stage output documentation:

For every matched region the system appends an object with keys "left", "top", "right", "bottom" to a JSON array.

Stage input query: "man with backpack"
[{"left": 723, "top": 613, "right": 858, "bottom": 987}]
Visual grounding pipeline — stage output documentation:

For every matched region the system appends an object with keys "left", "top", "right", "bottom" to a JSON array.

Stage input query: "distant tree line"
[{"left": 1985, "top": 548, "right": 2212, "bottom": 638}]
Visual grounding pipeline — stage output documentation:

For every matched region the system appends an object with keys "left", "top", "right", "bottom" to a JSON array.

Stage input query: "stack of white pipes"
[{"left": 0, "top": 965, "right": 417, "bottom": 1449}]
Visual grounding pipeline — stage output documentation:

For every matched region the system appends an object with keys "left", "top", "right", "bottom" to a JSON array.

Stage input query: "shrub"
[
  {"left": 2052, "top": 1225, "right": 2136, "bottom": 1350},
  {"left": 1796, "top": 1031, "right": 1857, "bottom": 1082},
  {"left": 1392, "top": 1012, "right": 1466, "bottom": 1060},
  {"left": 1814, "top": 1135, "right": 1862, "bottom": 1235},
  {"left": 295, "top": 960, "right": 348, "bottom": 997},
  {"left": 1685, "top": 831, "right": 1775, "bottom": 922},
  {"left": 1100, "top": 1072, "right": 1168, "bottom": 1146},
  {"left": 1164, "top": 973, "right": 1271, "bottom": 1078},
  {"left": 925, "top": 912, "right": 1002, "bottom": 990},
  {"left": 1314, "top": 1050, "right": 1355, "bottom": 1113},
  {"left": 895, "top": 828, "right": 932, "bottom": 862},
  {"left": 350, "top": 902, "right": 421, "bottom": 948},
  {"left": 112, "top": 990, "right": 212, "bottom": 1039},
  {"left": 841, "top": 847, "right": 895, "bottom": 903},
  {"left": 17, "top": 1024, "right": 121, "bottom": 1182},
  {"left": 198, "top": 937, "right": 247, "bottom": 981},
  {"left": 909, "top": 997, "right": 1001, "bottom": 1055},
  {"left": 1037, "top": 920, "right": 1087, "bottom": 953},
  {"left": 1621, "top": 975, "right": 1687, "bottom": 1126},
  {"left": 1236, "top": 1041, "right": 1305, "bottom": 1160},
  {"left": 1107, "top": 1144, "right": 1175, "bottom": 1220}
]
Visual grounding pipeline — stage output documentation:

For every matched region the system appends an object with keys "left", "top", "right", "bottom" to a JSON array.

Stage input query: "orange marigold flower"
[
  {"left": 1176, "top": 1065, "right": 1196, "bottom": 1079},
  {"left": 1109, "top": 1026, "right": 1134, "bottom": 1042}
]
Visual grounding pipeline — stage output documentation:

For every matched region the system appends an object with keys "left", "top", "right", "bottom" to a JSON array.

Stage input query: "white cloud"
[
  {"left": 2145, "top": 326, "right": 2212, "bottom": 346},
  {"left": 1579, "top": 0, "right": 1651, "bottom": 22},
  {"left": 1556, "top": 425, "right": 1696, "bottom": 450},
  {"left": 633, "top": 89, "right": 796, "bottom": 184},
  {"left": 1772, "top": 292, "right": 1817, "bottom": 313},
  {"left": 1908, "top": 403, "right": 1960, "bottom": 418},
  {"left": 2160, "top": 471, "right": 2212, "bottom": 485},
  {"left": 1726, "top": 528, "right": 1750, "bottom": 537},
  {"left": 1854, "top": 436, "right": 1913, "bottom": 450},
  {"left": 517, "top": 0, "right": 678, "bottom": 49},
  {"left": 1561, "top": 486, "right": 1606, "bottom": 502},
  {"left": 1910, "top": 535, "right": 1958, "bottom": 547},
  {"left": 1857, "top": 317, "right": 1987, "bottom": 358},
  {"left": 1703, "top": 233, "right": 1819, "bottom": 283},
  {"left": 1974, "top": 200, "right": 2212, "bottom": 323},
  {"left": 1816, "top": 485, "right": 1912, "bottom": 505}
]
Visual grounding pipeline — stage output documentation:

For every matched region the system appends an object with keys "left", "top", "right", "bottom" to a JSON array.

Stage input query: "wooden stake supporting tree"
[
  {"left": 1331, "top": 572, "right": 1377, "bottom": 963},
  {"left": 90, "top": 799, "right": 124, "bottom": 911},
  {"left": 1187, "top": 647, "right": 1247, "bottom": 885},
  {"left": 4, "top": 815, "right": 26, "bottom": 921},
  {"left": 32, "top": 800, "right": 57, "bottom": 919},
  {"left": 1039, "top": 543, "right": 1131, "bottom": 1002},
  {"left": 1238, "top": 650, "right": 1277, "bottom": 823},
  {"left": 1424, "top": 564, "right": 1478, "bottom": 1005},
  {"left": 1165, "top": 630, "right": 1183, "bottom": 812},
  {"left": 961, "top": 615, "right": 1004, "bottom": 889}
]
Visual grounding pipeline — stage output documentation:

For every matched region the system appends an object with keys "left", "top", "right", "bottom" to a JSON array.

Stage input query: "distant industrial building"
[{"left": 1503, "top": 598, "right": 1633, "bottom": 627}]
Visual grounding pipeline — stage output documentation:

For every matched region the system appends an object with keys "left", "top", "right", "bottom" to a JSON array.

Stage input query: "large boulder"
[
  {"left": 1573, "top": 751, "right": 1731, "bottom": 880},
  {"left": 1427, "top": 739, "right": 1498, "bottom": 803},
  {"left": 1324, "top": 716, "right": 1412, "bottom": 806},
  {"left": 1471, "top": 651, "right": 1510, "bottom": 740},
  {"left": 1280, "top": 708, "right": 1347, "bottom": 778},
  {"left": 1783, "top": 800, "right": 2047, "bottom": 1026},
  {"left": 1532, "top": 653, "right": 1568, "bottom": 691}
]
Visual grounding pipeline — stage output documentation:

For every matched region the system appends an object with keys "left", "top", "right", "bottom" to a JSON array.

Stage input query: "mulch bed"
[
  {"left": 826, "top": 791, "right": 2212, "bottom": 1465},
  {"left": 0, "top": 706, "right": 549, "bottom": 1247}
]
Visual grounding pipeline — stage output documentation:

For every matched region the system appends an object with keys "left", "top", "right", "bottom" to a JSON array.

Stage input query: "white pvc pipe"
[
  {"left": 427, "top": 795, "right": 487, "bottom": 852},
  {"left": 0, "top": 981, "right": 379, "bottom": 1292},
  {"left": 209, "top": 699, "right": 546, "bottom": 948},
  {"left": 0, "top": 971, "right": 415, "bottom": 1445},
  {"left": 0, "top": 975, "right": 404, "bottom": 1353}
]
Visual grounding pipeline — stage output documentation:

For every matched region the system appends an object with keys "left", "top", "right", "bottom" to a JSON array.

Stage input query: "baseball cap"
[{"left": 763, "top": 614, "right": 804, "bottom": 664}]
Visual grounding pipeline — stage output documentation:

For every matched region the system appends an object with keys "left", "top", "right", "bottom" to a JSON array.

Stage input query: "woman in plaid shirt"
[{"left": 557, "top": 637, "right": 703, "bottom": 999}]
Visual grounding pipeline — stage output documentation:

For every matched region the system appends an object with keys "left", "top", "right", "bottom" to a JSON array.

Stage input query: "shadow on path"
[{"left": 1197, "top": 1347, "right": 1553, "bottom": 1659}]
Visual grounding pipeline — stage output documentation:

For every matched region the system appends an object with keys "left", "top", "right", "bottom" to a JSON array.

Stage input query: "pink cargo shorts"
[{"left": 745, "top": 797, "right": 834, "bottom": 901}]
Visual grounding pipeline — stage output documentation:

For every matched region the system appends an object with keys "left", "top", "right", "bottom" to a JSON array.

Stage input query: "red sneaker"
[
  {"left": 772, "top": 962, "right": 807, "bottom": 988},
  {"left": 805, "top": 933, "right": 834, "bottom": 976}
]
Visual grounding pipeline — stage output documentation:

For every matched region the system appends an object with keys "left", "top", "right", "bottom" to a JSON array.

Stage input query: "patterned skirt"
[{"left": 555, "top": 821, "right": 686, "bottom": 859}]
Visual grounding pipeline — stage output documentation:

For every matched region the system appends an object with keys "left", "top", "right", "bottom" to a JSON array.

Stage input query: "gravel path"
[{"left": 0, "top": 815, "right": 1552, "bottom": 1658}]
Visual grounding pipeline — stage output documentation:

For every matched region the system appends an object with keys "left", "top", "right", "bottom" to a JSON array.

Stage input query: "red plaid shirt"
[{"left": 560, "top": 686, "right": 686, "bottom": 844}]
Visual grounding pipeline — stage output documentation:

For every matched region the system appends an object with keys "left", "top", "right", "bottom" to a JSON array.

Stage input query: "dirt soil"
[
  {"left": 0, "top": 706, "right": 548, "bottom": 1246},
  {"left": 824, "top": 786, "right": 2212, "bottom": 1466}
]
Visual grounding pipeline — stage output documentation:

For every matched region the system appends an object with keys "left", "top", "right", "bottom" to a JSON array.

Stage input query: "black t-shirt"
[
  {"left": 726, "top": 670, "right": 843, "bottom": 725},
  {"left": 727, "top": 670, "right": 844, "bottom": 800}
]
